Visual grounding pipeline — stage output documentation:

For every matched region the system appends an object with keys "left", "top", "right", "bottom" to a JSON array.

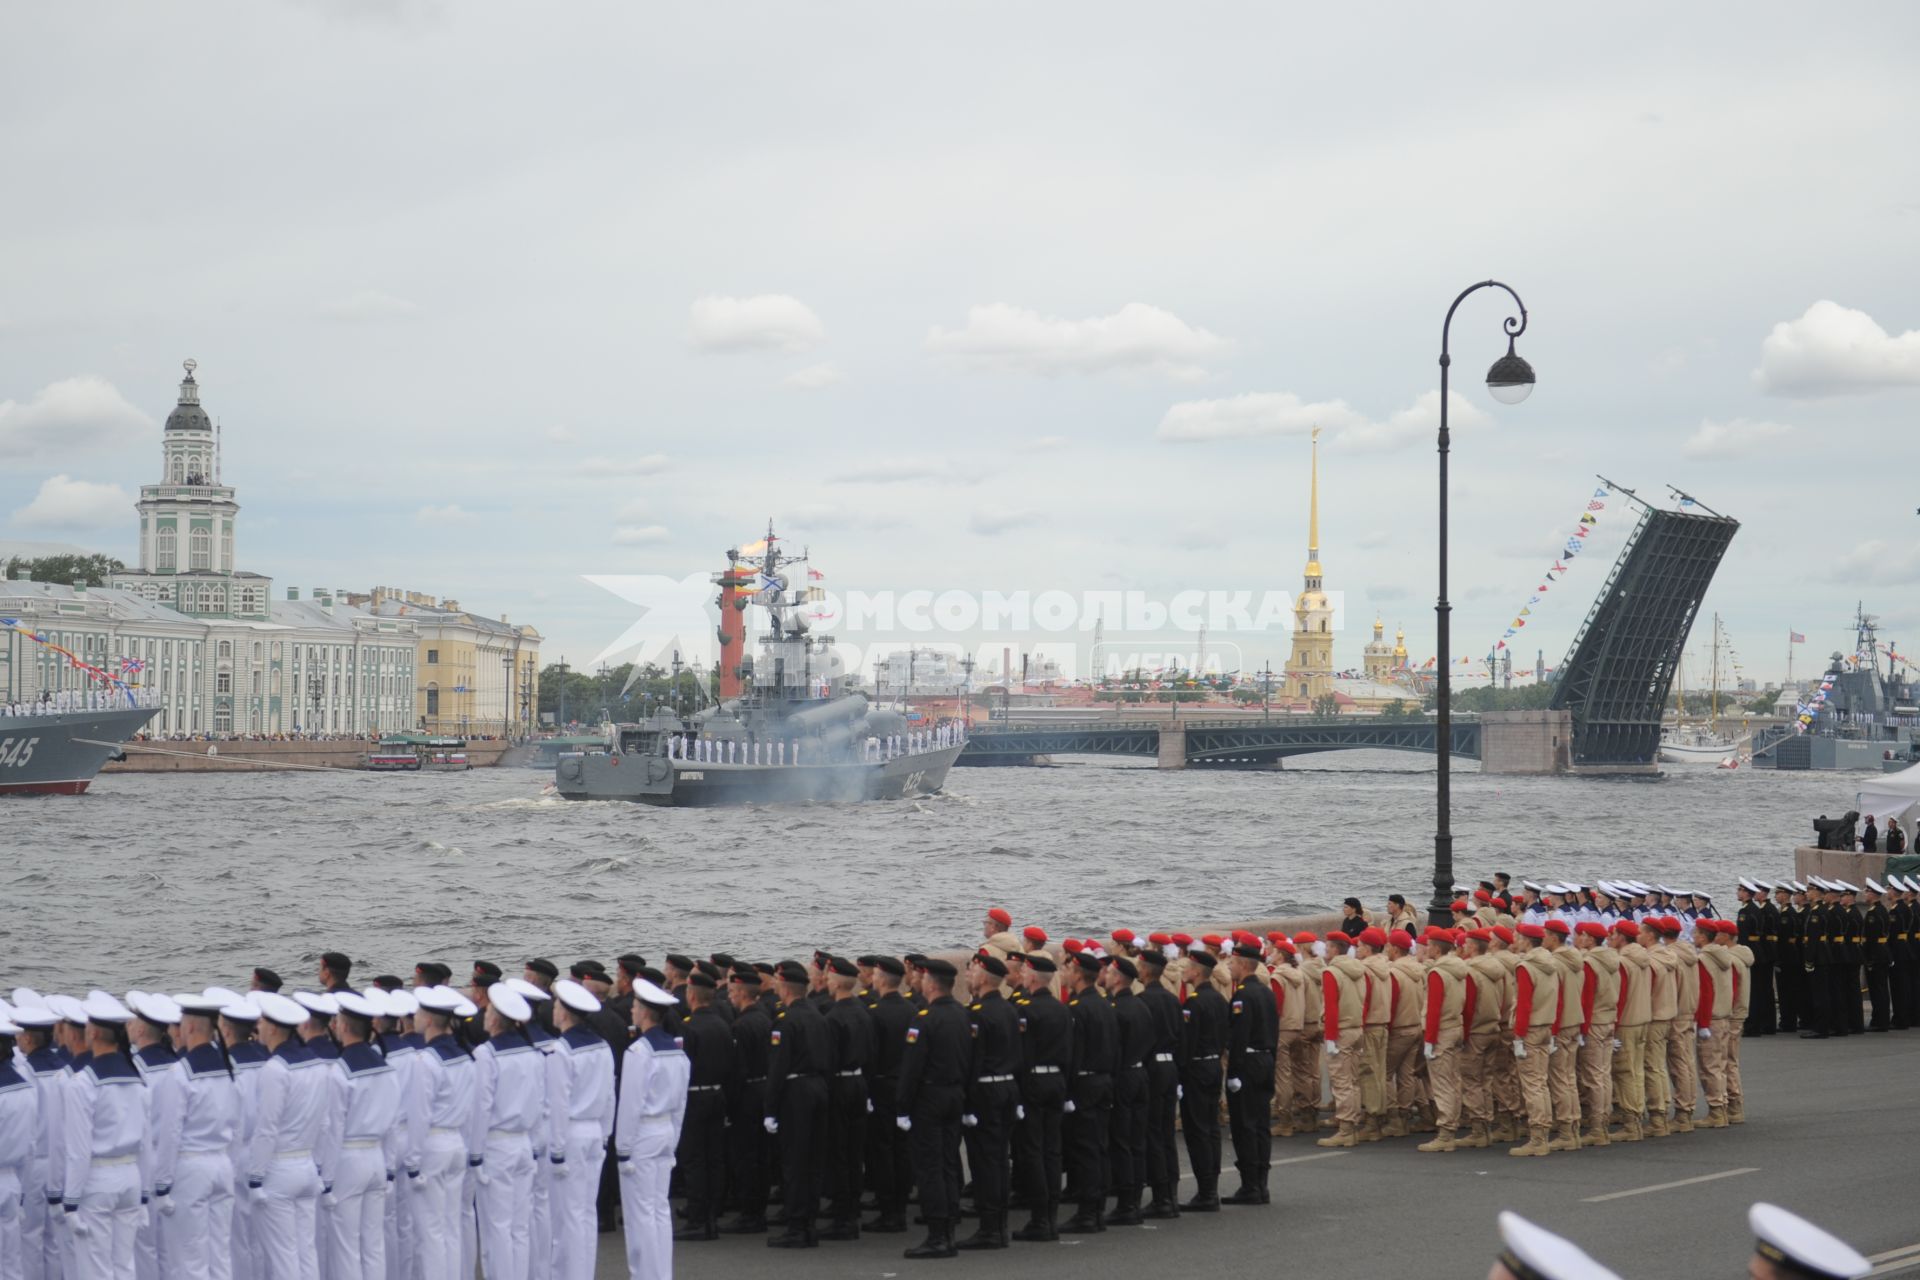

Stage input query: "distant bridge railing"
[{"left": 958, "top": 715, "right": 1482, "bottom": 765}]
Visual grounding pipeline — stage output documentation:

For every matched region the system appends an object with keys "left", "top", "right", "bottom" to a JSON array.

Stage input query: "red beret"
[
  {"left": 1273, "top": 938, "right": 1297, "bottom": 955},
  {"left": 1420, "top": 926, "right": 1455, "bottom": 945},
  {"left": 1111, "top": 928, "right": 1135, "bottom": 944},
  {"left": 1716, "top": 919, "right": 1740, "bottom": 935},
  {"left": 1658, "top": 916, "right": 1683, "bottom": 933},
  {"left": 1082, "top": 939, "right": 1101, "bottom": 951},
  {"left": 1543, "top": 919, "right": 1571, "bottom": 936},
  {"left": 1466, "top": 928, "right": 1494, "bottom": 942},
  {"left": 1171, "top": 933, "right": 1193, "bottom": 947},
  {"left": 1450, "top": 900, "right": 1471, "bottom": 913},
  {"left": 1491, "top": 925, "right": 1515, "bottom": 943},
  {"left": 1388, "top": 929, "right": 1415, "bottom": 949},
  {"left": 1230, "top": 930, "right": 1256, "bottom": 946},
  {"left": 1022, "top": 925, "right": 1048, "bottom": 945},
  {"left": 1293, "top": 931, "right": 1318, "bottom": 945},
  {"left": 1325, "top": 931, "right": 1354, "bottom": 946},
  {"left": 1474, "top": 889, "right": 1492, "bottom": 903},
  {"left": 1147, "top": 932, "right": 1170, "bottom": 947},
  {"left": 988, "top": 907, "right": 1011, "bottom": 926},
  {"left": 1200, "top": 934, "right": 1224, "bottom": 947},
  {"left": 1265, "top": 931, "right": 1287, "bottom": 944},
  {"left": 1516, "top": 923, "right": 1546, "bottom": 940},
  {"left": 1575, "top": 922, "right": 1609, "bottom": 939},
  {"left": 1061, "top": 938, "right": 1083, "bottom": 954},
  {"left": 1611, "top": 920, "right": 1639, "bottom": 936},
  {"left": 1358, "top": 927, "right": 1388, "bottom": 948}
]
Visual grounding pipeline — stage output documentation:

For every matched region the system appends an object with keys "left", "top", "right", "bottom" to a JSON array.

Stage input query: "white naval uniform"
[
  {"left": 545, "top": 1028, "right": 614, "bottom": 1280},
  {"left": 614, "top": 1028, "right": 688, "bottom": 1280},
  {"left": 225, "top": 1042, "right": 270, "bottom": 1280},
  {"left": 20, "top": 1045, "right": 66, "bottom": 1280},
  {"left": 374, "top": 1032, "right": 421, "bottom": 1279},
  {"left": 313, "top": 1043, "right": 399, "bottom": 1280},
  {"left": 245, "top": 1041, "right": 328, "bottom": 1280},
  {"left": 61, "top": 1051, "right": 151, "bottom": 1280},
  {"left": 152, "top": 1044, "right": 239, "bottom": 1280},
  {"left": 402, "top": 1035, "right": 473, "bottom": 1280},
  {"left": 0, "top": 1057, "right": 41, "bottom": 1280},
  {"left": 524, "top": 1022, "right": 558, "bottom": 1280},
  {"left": 131, "top": 1043, "right": 185, "bottom": 1280},
  {"left": 464, "top": 1031, "right": 544, "bottom": 1280}
]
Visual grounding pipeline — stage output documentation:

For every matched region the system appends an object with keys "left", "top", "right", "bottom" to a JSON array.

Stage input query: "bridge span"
[{"left": 956, "top": 709, "right": 1570, "bottom": 772}]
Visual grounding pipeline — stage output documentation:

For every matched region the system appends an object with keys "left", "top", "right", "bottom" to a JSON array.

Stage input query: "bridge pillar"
[
  {"left": 1156, "top": 724, "right": 1187, "bottom": 770},
  {"left": 1479, "top": 709, "right": 1571, "bottom": 774}
]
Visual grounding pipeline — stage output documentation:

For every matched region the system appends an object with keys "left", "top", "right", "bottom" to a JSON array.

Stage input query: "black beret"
[
  {"left": 1026, "top": 953, "right": 1057, "bottom": 973},
  {"left": 417, "top": 962, "right": 451, "bottom": 985},
  {"left": 253, "top": 967, "right": 283, "bottom": 991},
  {"left": 975, "top": 954, "right": 1007, "bottom": 978},
  {"left": 1187, "top": 950, "right": 1217, "bottom": 970},
  {"left": 373, "top": 975, "right": 404, "bottom": 991},
  {"left": 1135, "top": 949, "right": 1166, "bottom": 970},
  {"left": 902, "top": 953, "right": 927, "bottom": 966},
  {"left": 1233, "top": 943, "right": 1261, "bottom": 959},
  {"left": 753, "top": 961, "right": 776, "bottom": 975},
  {"left": 709, "top": 953, "right": 735, "bottom": 970},
  {"left": 616, "top": 954, "right": 646, "bottom": 977},
  {"left": 1343, "top": 897, "right": 1362, "bottom": 911},
  {"left": 729, "top": 966, "right": 762, "bottom": 987},
  {"left": 637, "top": 967, "right": 665, "bottom": 985},
  {"left": 874, "top": 956, "right": 906, "bottom": 977},
  {"left": 1109, "top": 956, "right": 1138, "bottom": 981},
  {"left": 472, "top": 973, "right": 497, "bottom": 990},
  {"left": 921, "top": 958, "right": 958, "bottom": 979},
  {"left": 688, "top": 971, "right": 716, "bottom": 989},
  {"left": 568, "top": 961, "right": 599, "bottom": 980},
  {"left": 695, "top": 959, "right": 721, "bottom": 980},
  {"left": 856, "top": 954, "right": 881, "bottom": 967},
  {"left": 664, "top": 954, "right": 694, "bottom": 972},
  {"left": 827, "top": 956, "right": 857, "bottom": 977},
  {"left": 1070, "top": 952, "right": 1101, "bottom": 974},
  {"left": 473, "top": 960, "right": 502, "bottom": 980},
  {"left": 775, "top": 960, "right": 808, "bottom": 985},
  {"left": 524, "top": 958, "right": 559, "bottom": 980}
]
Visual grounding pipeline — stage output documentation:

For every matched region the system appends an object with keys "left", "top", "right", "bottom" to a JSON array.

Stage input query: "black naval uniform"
[
  {"left": 1771, "top": 897, "right": 1799, "bottom": 1032},
  {"left": 1802, "top": 899, "right": 1836, "bottom": 1038},
  {"left": 723, "top": 998, "right": 772, "bottom": 1231},
  {"left": 1061, "top": 982, "right": 1117, "bottom": 1232},
  {"left": 1224, "top": 972, "right": 1278, "bottom": 1204},
  {"left": 1841, "top": 900, "right": 1867, "bottom": 1034},
  {"left": 1864, "top": 898, "right": 1893, "bottom": 1031},
  {"left": 1738, "top": 897, "right": 1771, "bottom": 1034},
  {"left": 863, "top": 988, "right": 915, "bottom": 1232},
  {"left": 823, "top": 995, "right": 876, "bottom": 1235},
  {"left": 1011, "top": 984, "right": 1070, "bottom": 1240},
  {"left": 675, "top": 1004, "right": 733, "bottom": 1238},
  {"left": 1893, "top": 896, "right": 1916, "bottom": 1030},
  {"left": 1105, "top": 986, "right": 1153, "bottom": 1226},
  {"left": 897, "top": 993, "right": 972, "bottom": 1255},
  {"left": 1137, "top": 979, "right": 1184, "bottom": 1216},
  {"left": 958, "top": 989, "right": 1020, "bottom": 1248},
  {"left": 1178, "top": 979, "right": 1229, "bottom": 1209},
  {"left": 765, "top": 997, "right": 834, "bottom": 1246}
]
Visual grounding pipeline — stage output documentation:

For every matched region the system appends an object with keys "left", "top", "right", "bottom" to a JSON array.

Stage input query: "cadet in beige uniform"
[
  {"left": 1459, "top": 929, "right": 1505, "bottom": 1149},
  {"left": 1573, "top": 921, "right": 1620, "bottom": 1146},
  {"left": 1606, "top": 920, "right": 1652, "bottom": 1142},
  {"left": 1315, "top": 933, "right": 1368, "bottom": 1148},
  {"left": 1292, "top": 934, "right": 1326, "bottom": 1134},
  {"left": 1542, "top": 921, "right": 1585, "bottom": 1150},
  {"left": 1724, "top": 921, "right": 1753, "bottom": 1124},
  {"left": 1506, "top": 924, "right": 1560, "bottom": 1156},
  {"left": 1486, "top": 927, "right": 1523, "bottom": 1142},
  {"left": 1694, "top": 920, "right": 1736, "bottom": 1128},
  {"left": 1354, "top": 928, "right": 1392, "bottom": 1143},
  {"left": 1638, "top": 917, "right": 1678, "bottom": 1136},
  {"left": 1383, "top": 930, "right": 1426, "bottom": 1137},
  {"left": 1416, "top": 928, "right": 1472, "bottom": 1153},
  {"left": 1266, "top": 940, "right": 1304, "bottom": 1137},
  {"left": 1663, "top": 915, "right": 1700, "bottom": 1131}
]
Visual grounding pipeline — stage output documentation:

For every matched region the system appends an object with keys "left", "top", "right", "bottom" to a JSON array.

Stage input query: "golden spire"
[{"left": 1305, "top": 427, "right": 1322, "bottom": 582}]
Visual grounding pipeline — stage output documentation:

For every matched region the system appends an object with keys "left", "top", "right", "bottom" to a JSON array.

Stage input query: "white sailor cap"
[
  {"left": 1790, "top": 880, "right": 1808, "bottom": 892},
  {"left": 0, "top": 996, "right": 12, "bottom": 1022},
  {"left": 334, "top": 990, "right": 383, "bottom": 1020},
  {"left": 293, "top": 991, "right": 340, "bottom": 1019},
  {"left": 130, "top": 993, "right": 182, "bottom": 1025},
  {"left": 633, "top": 977, "right": 679, "bottom": 1008},
  {"left": 1521, "top": 880, "right": 1541, "bottom": 892},
  {"left": 10, "top": 1002, "right": 58, "bottom": 1029},
  {"left": 503, "top": 977, "right": 552, "bottom": 1004},
  {"left": 1739, "top": 879, "right": 1760, "bottom": 892},
  {"left": 49, "top": 994, "right": 89, "bottom": 1024},
  {"left": 202, "top": 987, "right": 243, "bottom": 1006},
  {"left": 1495, "top": 1209, "right": 1622, "bottom": 1280},
  {"left": 1756, "top": 880, "right": 1774, "bottom": 892},
  {"left": 1866, "top": 878, "right": 1886, "bottom": 894},
  {"left": 1897, "top": 875, "right": 1917, "bottom": 892},
  {"left": 123, "top": 989, "right": 148, "bottom": 1011},
  {"left": 1452, "top": 883, "right": 1471, "bottom": 894},
  {"left": 173, "top": 993, "right": 225, "bottom": 1016},
  {"left": 452, "top": 991, "right": 479, "bottom": 1019},
  {"left": 489, "top": 984, "right": 533, "bottom": 1024},
  {"left": 220, "top": 1000, "right": 262, "bottom": 1023},
  {"left": 1690, "top": 889, "right": 1712, "bottom": 898},
  {"left": 1749, "top": 1203, "right": 1870, "bottom": 1280},
  {"left": 1837, "top": 880, "right": 1858, "bottom": 893},
  {"left": 254, "top": 992, "right": 310, "bottom": 1028},
  {"left": 553, "top": 978, "right": 601, "bottom": 1015},
  {"left": 0, "top": 1015, "right": 19, "bottom": 1035},
  {"left": 82, "top": 992, "right": 134, "bottom": 1024},
  {"left": 415, "top": 985, "right": 466, "bottom": 1015},
  {"left": 11, "top": 986, "right": 44, "bottom": 1008},
  {"left": 384, "top": 989, "right": 420, "bottom": 1018}
]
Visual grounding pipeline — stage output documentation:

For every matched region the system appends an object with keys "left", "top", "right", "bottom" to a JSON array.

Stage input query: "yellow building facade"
[{"left": 363, "top": 588, "right": 541, "bottom": 738}]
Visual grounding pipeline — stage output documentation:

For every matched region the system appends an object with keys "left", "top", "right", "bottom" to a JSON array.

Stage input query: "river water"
[{"left": 0, "top": 754, "right": 1859, "bottom": 995}]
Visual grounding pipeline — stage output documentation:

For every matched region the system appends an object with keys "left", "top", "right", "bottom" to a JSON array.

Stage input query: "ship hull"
[
  {"left": 554, "top": 742, "right": 964, "bottom": 806},
  {"left": 0, "top": 706, "right": 161, "bottom": 796},
  {"left": 1658, "top": 738, "right": 1744, "bottom": 764}
]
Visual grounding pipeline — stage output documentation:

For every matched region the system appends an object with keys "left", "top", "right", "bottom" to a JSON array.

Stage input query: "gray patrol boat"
[
  {"left": 553, "top": 530, "right": 965, "bottom": 805},
  {"left": 0, "top": 699, "right": 160, "bottom": 795}
]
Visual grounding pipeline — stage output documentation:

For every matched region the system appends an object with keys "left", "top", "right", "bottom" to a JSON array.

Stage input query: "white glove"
[
  {"left": 1016, "top": 1105, "right": 1026, "bottom": 1120},
  {"left": 158, "top": 1191, "right": 177, "bottom": 1217},
  {"left": 1226, "top": 1077, "right": 1243, "bottom": 1093},
  {"left": 1697, "top": 1027, "right": 1711, "bottom": 1041},
  {"left": 472, "top": 1164, "right": 490, "bottom": 1188},
  {"left": 66, "top": 1209, "right": 89, "bottom": 1238},
  {"left": 1176, "top": 1085, "right": 1184, "bottom": 1101},
  {"left": 762, "top": 1117, "right": 779, "bottom": 1135},
  {"left": 1547, "top": 1038, "right": 1558, "bottom": 1056},
  {"left": 866, "top": 1099, "right": 874, "bottom": 1114},
  {"left": 1512, "top": 1039, "right": 1527, "bottom": 1059},
  {"left": 321, "top": 1186, "right": 338, "bottom": 1210},
  {"left": 895, "top": 1116, "right": 912, "bottom": 1133},
  {"left": 136, "top": 1204, "right": 151, "bottom": 1230},
  {"left": 551, "top": 1158, "right": 570, "bottom": 1179},
  {"left": 961, "top": 1113, "right": 978, "bottom": 1128},
  {"left": 1325, "top": 1041, "right": 1340, "bottom": 1057},
  {"left": 251, "top": 1184, "right": 269, "bottom": 1205},
  {"left": 1064, "top": 1101, "right": 1076, "bottom": 1114},
  {"left": 618, "top": 1159, "right": 638, "bottom": 1179},
  {"left": 1577, "top": 1034, "right": 1586, "bottom": 1048},
  {"left": 1610, "top": 1038, "right": 1622, "bottom": 1052},
  {"left": 1422, "top": 1043, "right": 1435, "bottom": 1061}
]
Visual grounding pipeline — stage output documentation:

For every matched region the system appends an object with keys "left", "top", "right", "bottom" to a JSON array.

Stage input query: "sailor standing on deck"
[
  {"left": 405, "top": 986, "right": 475, "bottom": 1280},
  {"left": 546, "top": 980, "right": 615, "bottom": 1280},
  {"left": 0, "top": 1010, "right": 40, "bottom": 1280},
  {"left": 615, "top": 979, "right": 689, "bottom": 1280},
  {"left": 64, "top": 993, "right": 151, "bottom": 1280},
  {"left": 370, "top": 989, "right": 421, "bottom": 1280},
  {"left": 127, "top": 992, "right": 185, "bottom": 1280},
  {"left": 502, "top": 977, "right": 561, "bottom": 1275},
  {"left": 7, "top": 1000, "right": 63, "bottom": 1280},
  {"left": 314, "top": 991, "right": 398, "bottom": 1280},
  {"left": 465, "top": 982, "right": 542, "bottom": 1280},
  {"left": 156, "top": 993, "right": 240, "bottom": 1280},
  {"left": 221, "top": 998, "right": 268, "bottom": 1280},
  {"left": 245, "top": 992, "right": 328, "bottom": 1280}
]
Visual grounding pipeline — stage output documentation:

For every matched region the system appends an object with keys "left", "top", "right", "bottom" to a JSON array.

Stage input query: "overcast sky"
[{"left": 3, "top": 2, "right": 1918, "bottom": 687}]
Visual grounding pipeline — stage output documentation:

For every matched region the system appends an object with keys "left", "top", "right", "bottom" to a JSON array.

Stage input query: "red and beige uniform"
[
  {"left": 1608, "top": 921, "right": 1653, "bottom": 1140},
  {"left": 1724, "top": 924, "right": 1753, "bottom": 1123},
  {"left": 1694, "top": 922, "right": 1736, "bottom": 1126},
  {"left": 1508, "top": 925, "right": 1560, "bottom": 1155},
  {"left": 1293, "top": 935, "right": 1326, "bottom": 1131},
  {"left": 1461, "top": 931, "right": 1506, "bottom": 1145},
  {"left": 1417, "top": 930, "right": 1473, "bottom": 1152},
  {"left": 1640, "top": 919, "right": 1678, "bottom": 1135},
  {"left": 1664, "top": 917, "right": 1701, "bottom": 1131},
  {"left": 1318, "top": 936, "right": 1369, "bottom": 1146},
  {"left": 1575, "top": 923, "right": 1621, "bottom": 1143},
  {"left": 1384, "top": 931, "right": 1427, "bottom": 1132},
  {"left": 1357, "top": 927, "right": 1393, "bottom": 1137},
  {"left": 1542, "top": 923, "right": 1584, "bottom": 1150},
  {"left": 1488, "top": 928, "right": 1523, "bottom": 1136},
  {"left": 1267, "top": 941, "right": 1305, "bottom": 1133}
]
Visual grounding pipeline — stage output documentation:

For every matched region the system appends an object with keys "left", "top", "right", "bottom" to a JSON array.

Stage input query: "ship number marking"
[{"left": 0, "top": 736, "right": 40, "bottom": 767}]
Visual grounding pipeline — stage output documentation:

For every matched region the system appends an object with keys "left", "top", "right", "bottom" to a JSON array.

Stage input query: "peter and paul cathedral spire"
[{"left": 1285, "top": 427, "right": 1335, "bottom": 703}]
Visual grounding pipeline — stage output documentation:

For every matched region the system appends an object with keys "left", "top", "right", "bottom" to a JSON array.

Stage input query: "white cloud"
[
  {"left": 613, "top": 497, "right": 660, "bottom": 522},
  {"left": 1837, "top": 539, "right": 1920, "bottom": 586},
  {"left": 782, "top": 363, "right": 844, "bottom": 390},
  {"left": 1754, "top": 300, "right": 1920, "bottom": 397},
  {"left": 319, "top": 289, "right": 420, "bottom": 322},
  {"left": 1019, "top": 435, "right": 1069, "bottom": 453},
  {"left": 543, "top": 424, "right": 578, "bottom": 444},
  {"left": 612, "top": 524, "right": 670, "bottom": 545},
  {"left": 0, "top": 376, "right": 154, "bottom": 459},
  {"left": 10, "top": 475, "right": 132, "bottom": 530},
  {"left": 838, "top": 456, "right": 977, "bottom": 484},
  {"left": 415, "top": 503, "right": 477, "bottom": 525},
  {"left": 1155, "top": 388, "right": 1486, "bottom": 449},
  {"left": 1682, "top": 417, "right": 1794, "bottom": 458},
  {"left": 690, "top": 294, "right": 825, "bottom": 353},
  {"left": 569, "top": 453, "right": 670, "bottom": 478},
  {"left": 926, "top": 302, "right": 1228, "bottom": 380},
  {"left": 968, "top": 507, "right": 1041, "bottom": 536}
]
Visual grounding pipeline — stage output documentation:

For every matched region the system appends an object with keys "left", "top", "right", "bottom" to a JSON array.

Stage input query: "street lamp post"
[{"left": 1429, "top": 280, "right": 1535, "bottom": 927}]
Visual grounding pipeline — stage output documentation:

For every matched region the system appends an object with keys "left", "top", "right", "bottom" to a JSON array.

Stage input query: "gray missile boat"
[
  {"left": 553, "top": 529, "right": 965, "bottom": 806},
  {"left": 0, "top": 698, "right": 161, "bottom": 795}
]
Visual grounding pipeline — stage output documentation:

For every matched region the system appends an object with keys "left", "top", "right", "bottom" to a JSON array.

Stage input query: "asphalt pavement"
[{"left": 596, "top": 1029, "right": 1920, "bottom": 1279}]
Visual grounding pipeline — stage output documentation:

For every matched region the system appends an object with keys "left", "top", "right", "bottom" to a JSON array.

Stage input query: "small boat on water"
[{"left": 367, "top": 734, "right": 471, "bottom": 772}]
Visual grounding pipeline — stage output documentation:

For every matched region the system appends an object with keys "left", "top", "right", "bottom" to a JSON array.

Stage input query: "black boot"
[
  {"left": 1182, "top": 1187, "right": 1221, "bottom": 1212},
  {"left": 673, "top": 1216, "right": 718, "bottom": 1241},
  {"left": 904, "top": 1217, "right": 957, "bottom": 1259},
  {"left": 863, "top": 1209, "right": 909, "bottom": 1234},
  {"left": 955, "top": 1210, "right": 1008, "bottom": 1250},
  {"left": 717, "top": 1212, "right": 766, "bottom": 1235},
  {"left": 1142, "top": 1187, "right": 1180, "bottom": 1220},
  {"left": 817, "top": 1218, "right": 861, "bottom": 1241},
  {"left": 766, "top": 1222, "right": 817, "bottom": 1248},
  {"left": 1104, "top": 1188, "right": 1142, "bottom": 1227},
  {"left": 1059, "top": 1203, "right": 1107, "bottom": 1234},
  {"left": 1222, "top": 1174, "right": 1263, "bottom": 1206}
]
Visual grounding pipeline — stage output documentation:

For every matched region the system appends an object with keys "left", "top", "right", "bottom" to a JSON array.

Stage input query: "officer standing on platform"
[
  {"left": 764, "top": 960, "right": 832, "bottom": 1250},
  {"left": 1134, "top": 949, "right": 1183, "bottom": 1221},
  {"left": 1861, "top": 880, "right": 1894, "bottom": 1031},
  {"left": 1099, "top": 955, "right": 1151, "bottom": 1227},
  {"left": 956, "top": 953, "right": 1018, "bottom": 1251},
  {"left": 1222, "top": 942, "right": 1277, "bottom": 1205},
  {"left": 895, "top": 957, "right": 969, "bottom": 1261},
  {"left": 1737, "top": 881, "right": 1774, "bottom": 1035},
  {"left": 672, "top": 972, "right": 732, "bottom": 1242},
  {"left": 820, "top": 956, "right": 873, "bottom": 1242},
  {"left": 1058, "top": 951, "right": 1116, "bottom": 1236},
  {"left": 719, "top": 968, "right": 771, "bottom": 1236},
  {"left": 1177, "top": 949, "right": 1227, "bottom": 1212},
  {"left": 1010, "top": 953, "right": 1069, "bottom": 1243},
  {"left": 860, "top": 958, "right": 913, "bottom": 1236}
]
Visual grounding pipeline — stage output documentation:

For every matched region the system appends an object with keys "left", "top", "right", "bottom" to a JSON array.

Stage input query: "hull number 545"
[{"left": 0, "top": 737, "right": 41, "bottom": 767}]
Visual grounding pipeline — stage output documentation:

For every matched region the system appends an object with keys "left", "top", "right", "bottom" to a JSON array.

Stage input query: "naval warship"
[
  {"left": 553, "top": 529, "right": 965, "bottom": 806},
  {"left": 0, "top": 698, "right": 160, "bottom": 795}
]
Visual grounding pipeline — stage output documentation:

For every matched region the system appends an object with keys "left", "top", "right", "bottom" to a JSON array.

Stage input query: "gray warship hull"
[
  {"left": 554, "top": 740, "right": 964, "bottom": 806},
  {"left": 0, "top": 705, "right": 160, "bottom": 795}
]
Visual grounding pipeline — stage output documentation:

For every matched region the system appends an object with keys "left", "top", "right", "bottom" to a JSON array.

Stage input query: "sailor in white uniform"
[
  {"left": 245, "top": 992, "right": 328, "bottom": 1280},
  {"left": 404, "top": 986, "right": 474, "bottom": 1280},
  {"left": 61, "top": 992, "right": 150, "bottom": 1280},
  {"left": 0, "top": 1011, "right": 41, "bottom": 1280},
  {"left": 370, "top": 988, "right": 422, "bottom": 1280},
  {"left": 314, "top": 991, "right": 399, "bottom": 1280},
  {"left": 465, "top": 983, "right": 543, "bottom": 1280},
  {"left": 8, "top": 999, "right": 64, "bottom": 1280},
  {"left": 615, "top": 979, "right": 689, "bottom": 1280},
  {"left": 147, "top": 993, "right": 240, "bottom": 1280},
  {"left": 503, "top": 978, "right": 559, "bottom": 1279},
  {"left": 546, "top": 980, "right": 615, "bottom": 1280},
  {"left": 127, "top": 992, "right": 184, "bottom": 1280},
  {"left": 219, "top": 998, "right": 268, "bottom": 1280}
]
